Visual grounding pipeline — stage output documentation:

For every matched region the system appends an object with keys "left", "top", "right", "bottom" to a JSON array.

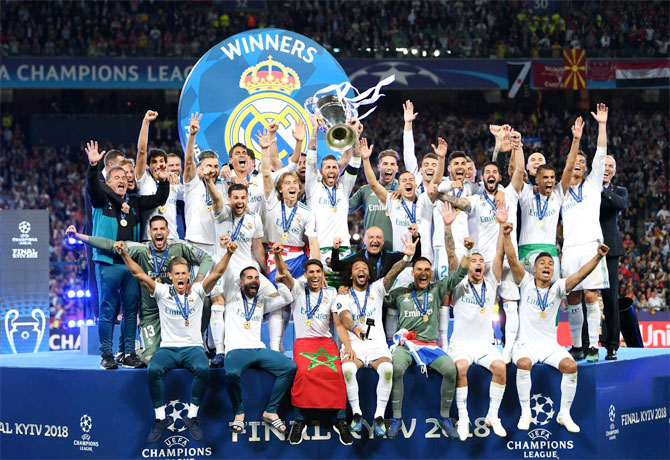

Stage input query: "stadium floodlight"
[
  {"left": 422, "top": 50, "right": 427, "bottom": 57},
  {"left": 77, "top": 319, "right": 84, "bottom": 327},
  {"left": 76, "top": 290, "right": 85, "bottom": 298},
  {"left": 67, "top": 290, "right": 75, "bottom": 298},
  {"left": 85, "top": 290, "right": 91, "bottom": 298},
  {"left": 333, "top": 47, "right": 340, "bottom": 53},
  {"left": 86, "top": 319, "right": 94, "bottom": 326},
  {"left": 67, "top": 320, "right": 76, "bottom": 328},
  {"left": 434, "top": 50, "right": 440, "bottom": 57},
  {"left": 411, "top": 48, "right": 418, "bottom": 55}
]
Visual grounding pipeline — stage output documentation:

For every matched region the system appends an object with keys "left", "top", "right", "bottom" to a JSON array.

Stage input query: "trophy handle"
[
  {"left": 4, "top": 309, "right": 20, "bottom": 354},
  {"left": 31, "top": 309, "right": 46, "bottom": 353}
]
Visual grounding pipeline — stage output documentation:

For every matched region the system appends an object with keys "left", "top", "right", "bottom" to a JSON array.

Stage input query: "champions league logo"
[
  {"left": 178, "top": 29, "right": 351, "bottom": 166},
  {"left": 3, "top": 308, "right": 46, "bottom": 354}
]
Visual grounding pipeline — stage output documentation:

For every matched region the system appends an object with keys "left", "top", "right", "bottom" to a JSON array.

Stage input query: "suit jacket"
[{"left": 599, "top": 183, "right": 628, "bottom": 258}]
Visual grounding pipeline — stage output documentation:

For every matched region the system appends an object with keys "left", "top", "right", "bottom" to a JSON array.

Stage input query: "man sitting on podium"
[{"left": 115, "top": 239, "right": 237, "bottom": 443}]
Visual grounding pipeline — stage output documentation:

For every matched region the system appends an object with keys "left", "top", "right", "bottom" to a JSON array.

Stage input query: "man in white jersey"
[
  {"left": 135, "top": 110, "right": 183, "bottom": 240},
  {"left": 221, "top": 263, "right": 295, "bottom": 436},
  {"left": 439, "top": 134, "right": 525, "bottom": 363},
  {"left": 361, "top": 138, "right": 438, "bottom": 279},
  {"left": 304, "top": 121, "right": 361, "bottom": 271},
  {"left": 336, "top": 235, "right": 418, "bottom": 438},
  {"left": 401, "top": 100, "right": 441, "bottom": 194},
  {"left": 561, "top": 104, "right": 610, "bottom": 363},
  {"left": 182, "top": 112, "right": 219, "bottom": 258},
  {"left": 206, "top": 181, "right": 275, "bottom": 367},
  {"left": 503, "top": 227, "right": 610, "bottom": 433},
  {"left": 271, "top": 249, "right": 354, "bottom": 446},
  {"left": 115, "top": 239, "right": 237, "bottom": 444},
  {"left": 451, "top": 221, "right": 510, "bottom": 441}
]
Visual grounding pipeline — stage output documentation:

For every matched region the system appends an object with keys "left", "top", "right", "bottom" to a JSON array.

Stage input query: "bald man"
[
  {"left": 330, "top": 226, "right": 422, "bottom": 283},
  {"left": 526, "top": 152, "right": 546, "bottom": 185}
]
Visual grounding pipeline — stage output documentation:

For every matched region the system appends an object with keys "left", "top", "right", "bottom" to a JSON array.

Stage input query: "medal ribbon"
[
  {"left": 150, "top": 246, "right": 168, "bottom": 279},
  {"left": 230, "top": 215, "right": 245, "bottom": 242},
  {"left": 469, "top": 281, "right": 487, "bottom": 309},
  {"left": 453, "top": 187, "right": 463, "bottom": 198},
  {"left": 203, "top": 180, "right": 212, "bottom": 206},
  {"left": 365, "top": 250, "right": 382, "bottom": 276},
  {"left": 242, "top": 295, "right": 258, "bottom": 323},
  {"left": 119, "top": 194, "right": 130, "bottom": 221},
  {"left": 568, "top": 180, "right": 584, "bottom": 203},
  {"left": 170, "top": 286, "right": 190, "bottom": 323},
  {"left": 534, "top": 192, "right": 550, "bottom": 220},
  {"left": 483, "top": 192, "right": 497, "bottom": 213},
  {"left": 323, "top": 184, "right": 337, "bottom": 208},
  {"left": 411, "top": 286, "right": 429, "bottom": 316},
  {"left": 401, "top": 199, "right": 417, "bottom": 223},
  {"left": 349, "top": 286, "right": 370, "bottom": 320},
  {"left": 281, "top": 201, "right": 298, "bottom": 235},
  {"left": 535, "top": 283, "right": 554, "bottom": 314},
  {"left": 304, "top": 285, "right": 324, "bottom": 320}
]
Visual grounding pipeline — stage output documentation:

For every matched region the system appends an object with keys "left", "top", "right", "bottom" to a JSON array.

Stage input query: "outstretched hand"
[
  {"left": 360, "top": 138, "right": 373, "bottom": 159},
  {"left": 439, "top": 202, "right": 457, "bottom": 226},
  {"left": 189, "top": 112, "right": 202, "bottom": 135},
  {"left": 431, "top": 137, "right": 448, "bottom": 157},
  {"left": 292, "top": 119, "right": 306, "bottom": 142},
  {"left": 571, "top": 116, "right": 585, "bottom": 140},
  {"left": 400, "top": 234, "right": 418, "bottom": 257},
  {"left": 591, "top": 103, "right": 608, "bottom": 124},
  {"left": 494, "top": 205, "right": 509, "bottom": 223},
  {"left": 403, "top": 100, "right": 418, "bottom": 123},
  {"left": 85, "top": 140, "right": 105, "bottom": 166}
]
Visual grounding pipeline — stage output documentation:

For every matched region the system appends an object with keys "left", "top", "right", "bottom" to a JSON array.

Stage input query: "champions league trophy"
[{"left": 305, "top": 75, "right": 395, "bottom": 152}]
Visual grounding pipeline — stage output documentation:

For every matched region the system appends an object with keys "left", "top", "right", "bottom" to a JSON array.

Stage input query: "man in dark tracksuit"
[{"left": 86, "top": 140, "right": 169, "bottom": 369}]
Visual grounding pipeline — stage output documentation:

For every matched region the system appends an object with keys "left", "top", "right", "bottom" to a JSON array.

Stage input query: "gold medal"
[
  {"left": 385, "top": 211, "right": 389, "bottom": 217},
  {"left": 185, "top": 319, "right": 189, "bottom": 327},
  {"left": 332, "top": 205, "right": 337, "bottom": 213},
  {"left": 283, "top": 232, "right": 289, "bottom": 240},
  {"left": 422, "top": 314, "right": 429, "bottom": 322},
  {"left": 155, "top": 278, "right": 162, "bottom": 283},
  {"left": 359, "top": 317, "right": 365, "bottom": 324},
  {"left": 454, "top": 208, "right": 460, "bottom": 214},
  {"left": 206, "top": 205, "right": 212, "bottom": 212},
  {"left": 305, "top": 319, "right": 312, "bottom": 327},
  {"left": 480, "top": 307, "right": 486, "bottom": 314},
  {"left": 244, "top": 321, "right": 251, "bottom": 329},
  {"left": 540, "top": 311, "right": 547, "bottom": 318},
  {"left": 537, "top": 220, "right": 544, "bottom": 228},
  {"left": 119, "top": 218, "right": 128, "bottom": 227},
  {"left": 158, "top": 206, "right": 166, "bottom": 214}
]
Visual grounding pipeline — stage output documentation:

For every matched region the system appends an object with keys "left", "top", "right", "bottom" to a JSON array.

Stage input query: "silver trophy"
[{"left": 305, "top": 75, "right": 396, "bottom": 153}]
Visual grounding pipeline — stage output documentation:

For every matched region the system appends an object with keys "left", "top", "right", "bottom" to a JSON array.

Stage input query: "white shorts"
[
  {"left": 484, "top": 260, "right": 520, "bottom": 301},
  {"left": 512, "top": 341, "right": 572, "bottom": 370},
  {"left": 561, "top": 242, "right": 609, "bottom": 290},
  {"left": 449, "top": 342, "right": 503, "bottom": 370},
  {"left": 345, "top": 340, "right": 392, "bottom": 367},
  {"left": 322, "top": 247, "right": 351, "bottom": 274}
]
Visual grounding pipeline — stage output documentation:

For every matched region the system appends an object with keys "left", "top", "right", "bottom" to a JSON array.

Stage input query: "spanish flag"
[{"left": 563, "top": 49, "right": 586, "bottom": 90}]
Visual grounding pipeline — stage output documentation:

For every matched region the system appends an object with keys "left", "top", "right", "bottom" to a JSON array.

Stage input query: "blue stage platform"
[{"left": 1, "top": 348, "right": 668, "bottom": 459}]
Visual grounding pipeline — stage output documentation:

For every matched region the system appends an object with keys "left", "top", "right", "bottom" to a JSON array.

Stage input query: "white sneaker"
[
  {"left": 556, "top": 412, "right": 580, "bottom": 433},
  {"left": 457, "top": 418, "right": 470, "bottom": 441},
  {"left": 502, "top": 347, "right": 512, "bottom": 364},
  {"left": 485, "top": 416, "right": 507, "bottom": 437},
  {"left": 517, "top": 414, "right": 531, "bottom": 430}
]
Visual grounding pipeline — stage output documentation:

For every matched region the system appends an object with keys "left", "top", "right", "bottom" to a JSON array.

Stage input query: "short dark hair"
[
  {"left": 106, "top": 165, "right": 126, "bottom": 179},
  {"left": 448, "top": 151, "right": 468, "bottom": 164},
  {"left": 198, "top": 150, "right": 218, "bottom": 163},
  {"left": 378, "top": 150, "right": 399, "bottom": 162},
  {"left": 482, "top": 161, "right": 500, "bottom": 172},
  {"left": 536, "top": 164, "right": 556, "bottom": 175},
  {"left": 421, "top": 153, "right": 438, "bottom": 164},
  {"left": 149, "top": 215, "right": 168, "bottom": 227},
  {"left": 229, "top": 142, "right": 247, "bottom": 157},
  {"left": 397, "top": 170, "right": 414, "bottom": 180},
  {"left": 534, "top": 252, "right": 554, "bottom": 264},
  {"left": 168, "top": 257, "right": 189, "bottom": 272},
  {"left": 103, "top": 150, "right": 125, "bottom": 167},
  {"left": 148, "top": 149, "right": 168, "bottom": 163},
  {"left": 167, "top": 153, "right": 182, "bottom": 163},
  {"left": 240, "top": 266, "right": 259, "bottom": 278},
  {"left": 412, "top": 256, "right": 432, "bottom": 267},
  {"left": 348, "top": 257, "right": 374, "bottom": 280},
  {"left": 321, "top": 154, "right": 338, "bottom": 167},
  {"left": 228, "top": 183, "right": 248, "bottom": 196},
  {"left": 576, "top": 150, "right": 587, "bottom": 160},
  {"left": 304, "top": 259, "right": 324, "bottom": 271}
]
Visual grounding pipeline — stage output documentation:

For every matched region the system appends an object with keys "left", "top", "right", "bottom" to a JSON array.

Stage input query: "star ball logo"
[
  {"left": 12, "top": 219, "right": 39, "bottom": 258},
  {"left": 178, "top": 29, "right": 351, "bottom": 167},
  {"left": 18, "top": 221, "right": 31, "bottom": 234},
  {"left": 73, "top": 414, "right": 99, "bottom": 452}
]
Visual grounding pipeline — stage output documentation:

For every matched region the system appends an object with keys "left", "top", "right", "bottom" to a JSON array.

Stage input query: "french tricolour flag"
[
  {"left": 615, "top": 60, "right": 670, "bottom": 88},
  {"left": 391, "top": 329, "right": 447, "bottom": 377}
]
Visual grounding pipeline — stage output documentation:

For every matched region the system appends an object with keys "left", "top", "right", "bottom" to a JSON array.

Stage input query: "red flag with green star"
[{"left": 291, "top": 338, "right": 346, "bottom": 409}]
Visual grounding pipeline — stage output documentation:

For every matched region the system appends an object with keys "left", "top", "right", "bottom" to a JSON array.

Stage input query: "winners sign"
[{"left": 178, "top": 29, "right": 350, "bottom": 166}]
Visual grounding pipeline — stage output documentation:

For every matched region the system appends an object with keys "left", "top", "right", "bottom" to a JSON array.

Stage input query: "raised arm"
[
  {"left": 360, "top": 138, "right": 388, "bottom": 203},
  {"left": 257, "top": 127, "right": 276, "bottom": 199},
  {"left": 382, "top": 234, "right": 417, "bottom": 292},
  {"left": 492, "top": 208, "right": 510, "bottom": 282},
  {"left": 65, "top": 225, "right": 91, "bottom": 245},
  {"left": 503, "top": 223, "right": 525, "bottom": 284},
  {"left": 304, "top": 116, "right": 320, "bottom": 200},
  {"left": 561, "top": 116, "right": 584, "bottom": 194},
  {"left": 288, "top": 119, "right": 306, "bottom": 165},
  {"left": 591, "top": 103, "right": 608, "bottom": 150},
  {"left": 116, "top": 241, "right": 155, "bottom": 294},
  {"left": 136, "top": 169, "right": 169, "bottom": 210},
  {"left": 135, "top": 110, "right": 158, "bottom": 181},
  {"left": 509, "top": 130, "right": 526, "bottom": 194},
  {"left": 206, "top": 175, "right": 224, "bottom": 213},
  {"left": 266, "top": 122, "right": 284, "bottom": 171},
  {"left": 202, "top": 241, "right": 236, "bottom": 294},
  {"left": 402, "top": 100, "right": 419, "bottom": 175},
  {"left": 589, "top": 103, "right": 609, "bottom": 189},
  {"left": 271, "top": 243, "right": 294, "bottom": 291},
  {"left": 437, "top": 192, "right": 472, "bottom": 213},
  {"left": 252, "top": 238, "right": 267, "bottom": 272},
  {"left": 85, "top": 141, "right": 108, "bottom": 208},
  {"left": 431, "top": 137, "right": 448, "bottom": 186},
  {"left": 183, "top": 112, "right": 201, "bottom": 183},
  {"left": 439, "top": 202, "right": 459, "bottom": 272},
  {"left": 566, "top": 244, "right": 610, "bottom": 292}
]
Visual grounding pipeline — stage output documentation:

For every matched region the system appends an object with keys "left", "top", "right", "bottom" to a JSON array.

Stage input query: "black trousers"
[{"left": 581, "top": 255, "right": 620, "bottom": 350}]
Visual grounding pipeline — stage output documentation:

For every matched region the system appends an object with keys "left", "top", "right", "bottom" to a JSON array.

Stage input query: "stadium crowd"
[{"left": 1, "top": 0, "right": 668, "bottom": 59}]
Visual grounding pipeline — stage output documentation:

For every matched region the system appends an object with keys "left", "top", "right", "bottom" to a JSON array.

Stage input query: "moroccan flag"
[
  {"left": 291, "top": 337, "right": 346, "bottom": 409},
  {"left": 615, "top": 60, "right": 670, "bottom": 88},
  {"left": 563, "top": 49, "right": 586, "bottom": 90}
]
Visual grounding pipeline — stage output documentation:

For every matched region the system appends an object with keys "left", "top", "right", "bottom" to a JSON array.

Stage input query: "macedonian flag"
[{"left": 563, "top": 48, "right": 586, "bottom": 90}]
